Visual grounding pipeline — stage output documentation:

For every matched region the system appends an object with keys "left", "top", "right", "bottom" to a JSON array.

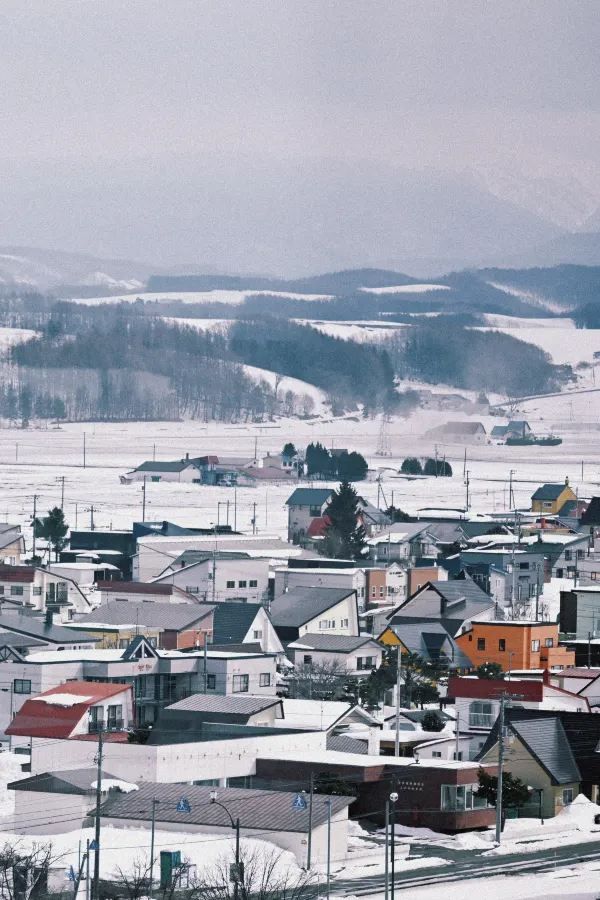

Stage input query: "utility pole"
[
  {"left": 92, "top": 728, "right": 103, "bottom": 899},
  {"left": 588, "top": 631, "right": 593, "bottom": 669},
  {"left": 57, "top": 476, "right": 65, "bottom": 509},
  {"left": 384, "top": 799, "right": 389, "bottom": 900},
  {"left": 465, "top": 470, "right": 470, "bottom": 511},
  {"left": 83, "top": 432, "right": 86, "bottom": 468},
  {"left": 234, "top": 489, "right": 237, "bottom": 531},
  {"left": 509, "top": 469, "right": 515, "bottom": 510},
  {"left": 306, "top": 773, "right": 314, "bottom": 869},
  {"left": 463, "top": 448, "right": 467, "bottom": 479},
  {"left": 75, "top": 503, "right": 78, "bottom": 530},
  {"left": 148, "top": 798, "right": 159, "bottom": 899},
  {"left": 142, "top": 476, "right": 147, "bottom": 521},
  {"left": 455, "top": 711, "right": 460, "bottom": 761},
  {"left": 434, "top": 444, "right": 438, "bottom": 478},
  {"left": 394, "top": 650, "right": 402, "bottom": 757},
  {"left": 32, "top": 494, "right": 38, "bottom": 560},
  {"left": 325, "top": 798, "right": 332, "bottom": 900},
  {"left": 252, "top": 502, "right": 257, "bottom": 535},
  {"left": 212, "top": 524, "right": 217, "bottom": 604},
  {"left": 495, "top": 696, "right": 505, "bottom": 844},
  {"left": 226, "top": 499, "right": 230, "bottom": 527},
  {"left": 90, "top": 505, "right": 95, "bottom": 531},
  {"left": 389, "top": 791, "right": 398, "bottom": 900}
]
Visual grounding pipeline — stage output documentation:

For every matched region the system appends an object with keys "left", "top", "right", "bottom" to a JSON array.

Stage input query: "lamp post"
[
  {"left": 324, "top": 798, "right": 332, "bottom": 900},
  {"left": 148, "top": 798, "right": 159, "bottom": 899},
  {"left": 210, "top": 791, "right": 241, "bottom": 900},
  {"left": 389, "top": 791, "right": 398, "bottom": 900},
  {"left": 537, "top": 788, "right": 544, "bottom": 825}
]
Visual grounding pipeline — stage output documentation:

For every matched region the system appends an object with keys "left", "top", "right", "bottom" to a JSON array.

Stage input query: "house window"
[
  {"left": 469, "top": 700, "right": 494, "bottom": 728},
  {"left": 432, "top": 751, "right": 442, "bottom": 759},
  {"left": 107, "top": 704, "right": 123, "bottom": 730},
  {"left": 259, "top": 673, "right": 271, "bottom": 687},
  {"left": 531, "top": 640, "right": 540, "bottom": 652},
  {"left": 238, "top": 581, "right": 247, "bottom": 588},
  {"left": 556, "top": 568, "right": 564, "bottom": 578},
  {"left": 206, "top": 674, "right": 216, "bottom": 690},
  {"left": 13, "top": 679, "right": 31, "bottom": 694},
  {"left": 253, "top": 630, "right": 263, "bottom": 640},
  {"left": 341, "top": 619, "right": 349, "bottom": 628},
  {"left": 0, "top": 587, "right": 3, "bottom": 594},
  {"left": 32, "top": 586, "right": 42, "bottom": 596},
  {"left": 577, "top": 549, "right": 585, "bottom": 560},
  {"left": 379, "top": 587, "right": 385, "bottom": 597},
  {"left": 564, "top": 550, "right": 572, "bottom": 561},
  {"left": 562, "top": 788, "right": 574, "bottom": 805},
  {"left": 477, "top": 638, "right": 486, "bottom": 651},
  {"left": 89, "top": 706, "right": 103, "bottom": 731},
  {"left": 10, "top": 586, "right": 23, "bottom": 596},
  {"left": 303, "top": 655, "right": 313, "bottom": 666},
  {"left": 498, "top": 639, "right": 506, "bottom": 651},
  {"left": 249, "top": 580, "right": 258, "bottom": 588},
  {"left": 309, "top": 506, "right": 322, "bottom": 516},
  {"left": 371, "top": 587, "right": 376, "bottom": 597},
  {"left": 518, "top": 562, "right": 530, "bottom": 570},
  {"left": 185, "top": 586, "right": 199, "bottom": 594},
  {"left": 545, "top": 638, "right": 554, "bottom": 648},
  {"left": 357, "top": 656, "right": 376, "bottom": 671},
  {"left": 226, "top": 580, "right": 235, "bottom": 589},
  {"left": 233, "top": 674, "right": 249, "bottom": 693}
]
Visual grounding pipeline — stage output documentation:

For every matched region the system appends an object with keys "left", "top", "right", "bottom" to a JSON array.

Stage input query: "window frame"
[
  {"left": 232, "top": 674, "right": 249, "bottom": 693},
  {"left": 13, "top": 678, "right": 31, "bottom": 695}
]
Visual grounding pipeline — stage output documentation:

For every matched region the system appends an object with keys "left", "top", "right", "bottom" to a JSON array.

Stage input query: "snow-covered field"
[
  {"left": 475, "top": 315, "right": 600, "bottom": 367},
  {"left": 360, "top": 284, "right": 451, "bottom": 295},
  {"left": 69, "top": 289, "right": 334, "bottom": 306},
  {"left": 486, "top": 281, "right": 569, "bottom": 314},
  {"left": 299, "top": 320, "right": 408, "bottom": 342}
]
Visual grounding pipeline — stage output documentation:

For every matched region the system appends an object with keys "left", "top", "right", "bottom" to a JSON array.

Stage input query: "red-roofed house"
[
  {"left": 306, "top": 515, "right": 332, "bottom": 539},
  {"left": 6, "top": 681, "right": 133, "bottom": 741}
]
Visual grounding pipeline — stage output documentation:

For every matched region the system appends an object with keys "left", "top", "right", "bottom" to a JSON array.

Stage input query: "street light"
[
  {"left": 389, "top": 791, "right": 398, "bottom": 900},
  {"left": 537, "top": 788, "right": 544, "bottom": 825},
  {"left": 209, "top": 791, "right": 241, "bottom": 900}
]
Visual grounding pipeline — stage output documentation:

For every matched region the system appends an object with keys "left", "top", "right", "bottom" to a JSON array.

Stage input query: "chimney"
[
  {"left": 186, "top": 452, "right": 189, "bottom": 461},
  {"left": 565, "top": 476, "right": 569, "bottom": 486}
]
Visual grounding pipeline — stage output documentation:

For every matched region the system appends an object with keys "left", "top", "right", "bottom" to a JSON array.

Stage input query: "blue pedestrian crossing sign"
[
  {"left": 176, "top": 797, "right": 191, "bottom": 813},
  {"left": 67, "top": 866, "right": 76, "bottom": 882},
  {"left": 292, "top": 793, "right": 307, "bottom": 811},
  {"left": 89, "top": 840, "right": 99, "bottom": 850}
]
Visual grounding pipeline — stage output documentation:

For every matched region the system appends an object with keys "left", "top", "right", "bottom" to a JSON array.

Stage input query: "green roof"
[
  {"left": 135, "top": 460, "right": 193, "bottom": 473},
  {"left": 532, "top": 483, "right": 568, "bottom": 501},
  {"left": 286, "top": 488, "right": 333, "bottom": 507}
]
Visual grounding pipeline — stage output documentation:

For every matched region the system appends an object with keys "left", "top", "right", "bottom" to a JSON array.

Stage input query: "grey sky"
[{"left": 0, "top": 1, "right": 598, "bottom": 270}]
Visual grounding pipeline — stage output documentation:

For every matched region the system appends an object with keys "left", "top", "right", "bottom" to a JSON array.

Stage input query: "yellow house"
[
  {"left": 531, "top": 478, "right": 576, "bottom": 515},
  {"left": 377, "top": 625, "right": 405, "bottom": 648}
]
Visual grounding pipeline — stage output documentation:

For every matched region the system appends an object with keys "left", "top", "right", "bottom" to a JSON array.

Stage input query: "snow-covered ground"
[
  {"left": 299, "top": 320, "right": 408, "bottom": 342},
  {"left": 0, "top": 326, "right": 38, "bottom": 350},
  {"left": 360, "top": 284, "right": 451, "bottom": 295},
  {"left": 69, "top": 289, "right": 334, "bottom": 306},
  {"left": 240, "top": 364, "right": 328, "bottom": 412},
  {"left": 486, "top": 281, "right": 570, "bottom": 315},
  {"left": 474, "top": 315, "right": 600, "bottom": 367}
]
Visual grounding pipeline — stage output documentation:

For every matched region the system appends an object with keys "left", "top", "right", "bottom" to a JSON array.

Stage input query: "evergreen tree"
[
  {"left": 401, "top": 457, "right": 423, "bottom": 475},
  {"left": 282, "top": 442, "right": 297, "bottom": 458},
  {"left": 476, "top": 768, "right": 529, "bottom": 827},
  {"left": 323, "top": 481, "right": 367, "bottom": 560},
  {"left": 421, "top": 711, "right": 445, "bottom": 732},
  {"left": 36, "top": 507, "right": 69, "bottom": 560},
  {"left": 337, "top": 451, "right": 368, "bottom": 482}
]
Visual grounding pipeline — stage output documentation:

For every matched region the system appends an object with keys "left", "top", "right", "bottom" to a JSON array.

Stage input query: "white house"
[
  {"left": 269, "top": 587, "right": 360, "bottom": 642},
  {"left": 366, "top": 523, "right": 438, "bottom": 564},
  {"left": 154, "top": 553, "right": 270, "bottom": 604},
  {"left": 121, "top": 458, "right": 201, "bottom": 484},
  {"left": 0, "top": 566, "right": 91, "bottom": 620},
  {"left": 286, "top": 634, "right": 383, "bottom": 678},
  {"left": 273, "top": 566, "right": 367, "bottom": 610}
]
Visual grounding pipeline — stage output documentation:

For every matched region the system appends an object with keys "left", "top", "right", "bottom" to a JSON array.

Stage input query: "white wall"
[
  {"left": 300, "top": 596, "right": 359, "bottom": 637},
  {"left": 11, "top": 791, "right": 91, "bottom": 834},
  {"left": 161, "top": 558, "right": 269, "bottom": 604}
]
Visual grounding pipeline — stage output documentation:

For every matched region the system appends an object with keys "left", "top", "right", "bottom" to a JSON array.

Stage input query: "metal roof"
[
  {"left": 285, "top": 488, "right": 333, "bottom": 507},
  {"left": 270, "top": 587, "right": 355, "bottom": 629},
  {"left": 478, "top": 714, "right": 580, "bottom": 785},
  {"left": 532, "top": 483, "right": 569, "bottom": 501},
  {"left": 135, "top": 460, "right": 194, "bottom": 473},
  {"left": 0, "top": 613, "right": 99, "bottom": 645},
  {"left": 100, "top": 782, "right": 352, "bottom": 832},
  {"left": 211, "top": 602, "right": 264, "bottom": 644},
  {"left": 73, "top": 601, "right": 214, "bottom": 631},
  {"left": 166, "top": 694, "right": 282, "bottom": 715},
  {"left": 288, "top": 633, "right": 379, "bottom": 652},
  {"left": 8, "top": 768, "right": 120, "bottom": 795},
  {"left": 327, "top": 734, "right": 368, "bottom": 755}
]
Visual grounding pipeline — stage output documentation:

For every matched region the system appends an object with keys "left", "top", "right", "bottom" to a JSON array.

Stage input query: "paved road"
[{"left": 331, "top": 837, "right": 600, "bottom": 896}]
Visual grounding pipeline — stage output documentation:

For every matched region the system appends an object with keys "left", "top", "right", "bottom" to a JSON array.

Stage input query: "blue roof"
[{"left": 286, "top": 488, "right": 333, "bottom": 507}]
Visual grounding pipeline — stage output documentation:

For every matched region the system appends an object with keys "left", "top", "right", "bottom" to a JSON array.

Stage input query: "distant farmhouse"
[
  {"left": 121, "top": 451, "right": 300, "bottom": 486},
  {"left": 491, "top": 420, "right": 532, "bottom": 441},
  {"left": 425, "top": 422, "right": 487, "bottom": 445}
]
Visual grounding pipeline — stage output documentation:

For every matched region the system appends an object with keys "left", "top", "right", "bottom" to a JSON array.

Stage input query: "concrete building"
[{"left": 154, "top": 553, "right": 270, "bottom": 604}]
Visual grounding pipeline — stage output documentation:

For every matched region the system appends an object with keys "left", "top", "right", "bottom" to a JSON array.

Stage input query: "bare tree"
[
  {"left": 183, "top": 845, "right": 315, "bottom": 900},
  {"left": 0, "top": 841, "right": 63, "bottom": 900},
  {"left": 112, "top": 857, "right": 152, "bottom": 900},
  {"left": 290, "top": 659, "right": 349, "bottom": 700}
]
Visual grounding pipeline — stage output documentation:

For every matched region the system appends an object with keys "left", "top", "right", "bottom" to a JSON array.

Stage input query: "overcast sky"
[{"left": 0, "top": 1, "right": 598, "bottom": 268}]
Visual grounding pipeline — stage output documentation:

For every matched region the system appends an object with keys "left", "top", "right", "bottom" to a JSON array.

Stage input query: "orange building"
[{"left": 455, "top": 620, "right": 575, "bottom": 672}]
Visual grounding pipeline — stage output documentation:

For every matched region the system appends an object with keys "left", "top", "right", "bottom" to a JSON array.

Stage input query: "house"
[
  {"left": 491, "top": 421, "right": 532, "bottom": 441},
  {"left": 389, "top": 577, "right": 496, "bottom": 625},
  {"left": 278, "top": 698, "right": 380, "bottom": 736},
  {"left": 0, "top": 524, "right": 25, "bottom": 565},
  {"left": 458, "top": 547, "right": 545, "bottom": 605},
  {"left": 274, "top": 565, "right": 368, "bottom": 611},
  {"left": 0, "top": 565, "right": 91, "bottom": 620},
  {"left": 455, "top": 620, "right": 575, "bottom": 672},
  {"left": 100, "top": 782, "right": 352, "bottom": 865},
  {"left": 7, "top": 768, "right": 129, "bottom": 834},
  {"left": 378, "top": 617, "right": 472, "bottom": 671},
  {"left": 552, "top": 667, "right": 600, "bottom": 707},
  {"left": 269, "top": 587, "right": 359, "bottom": 642},
  {"left": 0, "top": 635, "right": 278, "bottom": 734},
  {"left": 153, "top": 552, "right": 270, "bottom": 604},
  {"left": 154, "top": 694, "right": 285, "bottom": 734},
  {"left": 64, "top": 528, "right": 136, "bottom": 579},
  {"left": 478, "top": 708, "right": 600, "bottom": 815},
  {"left": 121, "top": 457, "right": 201, "bottom": 484},
  {"left": 286, "top": 634, "right": 383, "bottom": 678},
  {"left": 559, "top": 585, "right": 600, "bottom": 640},
  {"left": 285, "top": 488, "right": 334, "bottom": 543},
  {"left": 366, "top": 523, "right": 438, "bottom": 564},
  {"left": 6, "top": 680, "right": 134, "bottom": 739},
  {"left": 531, "top": 479, "right": 577, "bottom": 515},
  {"left": 211, "top": 602, "right": 283, "bottom": 655},
  {"left": 447, "top": 673, "right": 589, "bottom": 760},
  {"left": 425, "top": 422, "right": 487, "bottom": 445},
  {"left": 521, "top": 531, "right": 590, "bottom": 580},
  {"left": 92, "top": 579, "right": 198, "bottom": 605},
  {"left": 68, "top": 601, "right": 215, "bottom": 650}
]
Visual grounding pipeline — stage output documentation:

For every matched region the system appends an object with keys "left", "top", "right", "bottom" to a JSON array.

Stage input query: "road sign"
[
  {"left": 67, "top": 866, "right": 76, "bottom": 882},
  {"left": 89, "top": 840, "right": 99, "bottom": 850},
  {"left": 292, "top": 793, "right": 308, "bottom": 811},
  {"left": 176, "top": 797, "right": 191, "bottom": 813}
]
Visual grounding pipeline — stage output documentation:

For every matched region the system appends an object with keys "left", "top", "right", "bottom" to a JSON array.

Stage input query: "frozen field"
[
  {"left": 475, "top": 315, "right": 600, "bottom": 367},
  {"left": 70, "top": 289, "right": 334, "bottom": 306},
  {"left": 4, "top": 388, "right": 600, "bottom": 549},
  {"left": 0, "top": 326, "right": 38, "bottom": 349}
]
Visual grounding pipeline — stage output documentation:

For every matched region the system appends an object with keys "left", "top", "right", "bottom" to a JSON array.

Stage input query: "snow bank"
[
  {"left": 92, "top": 779, "right": 138, "bottom": 793},
  {"left": 35, "top": 694, "right": 92, "bottom": 707},
  {"left": 0, "top": 753, "right": 27, "bottom": 818}
]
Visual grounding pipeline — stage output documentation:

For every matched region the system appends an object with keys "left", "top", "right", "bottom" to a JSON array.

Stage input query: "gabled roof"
[
  {"left": 478, "top": 715, "right": 580, "bottom": 785},
  {"left": 0, "top": 613, "right": 99, "bottom": 645},
  {"left": 100, "top": 782, "right": 352, "bottom": 833},
  {"left": 6, "top": 681, "right": 130, "bottom": 739},
  {"left": 166, "top": 694, "right": 282, "bottom": 716},
  {"left": 392, "top": 577, "right": 494, "bottom": 622},
  {"left": 134, "top": 460, "right": 195, "bottom": 473},
  {"left": 8, "top": 768, "right": 121, "bottom": 795},
  {"left": 270, "top": 587, "right": 355, "bottom": 628},
  {"left": 211, "top": 602, "right": 265, "bottom": 644},
  {"left": 327, "top": 733, "right": 368, "bottom": 755},
  {"left": 285, "top": 488, "right": 333, "bottom": 507},
  {"left": 381, "top": 617, "right": 472, "bottom": 669},
  {"left": 72, "top": 601, "right": 213, "bottom": 631},
  {"left": 532, "top": 483, "right": 570, "bottom": 501},
  {"left": 428, "top": 421, "right": 485, "bottom": 435},
  {"left": 288, "top": 633, "right": 380, "bottom": 653},
  {"left": 490, "top": 425, "right": 508, "bottom": 437},
  {"left": 281, "top": 698, "right": 379, "bottom": 730}
]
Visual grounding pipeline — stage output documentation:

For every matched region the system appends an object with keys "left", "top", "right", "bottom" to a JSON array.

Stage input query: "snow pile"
[
  {"left": 0, "top": 753, "right": 27, "bottom": 818},
  {"left": 554, "top": 792, "right": 600, "bottom": 829},
  {"left": 92, "top": 779, "right": 138, "bottom": 793},
  {"left": 34, "top": 694, "right": 92, "bottom": 707}
]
